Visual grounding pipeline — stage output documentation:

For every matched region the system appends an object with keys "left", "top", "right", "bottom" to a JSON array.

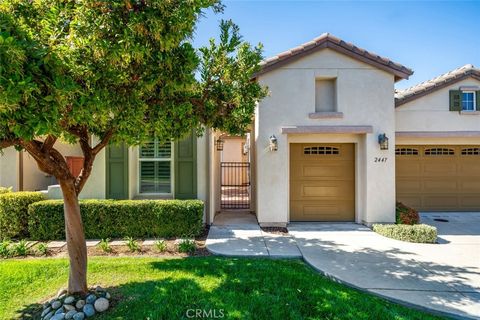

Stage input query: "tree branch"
[
  {"left": 41, "top": 135, "right": 57, "bottom": 152},
  {"left": 0, "top": 139, "right": 20, "bottom": 149},
  {"left": 92, "top": 129, "right": 114, "bottom": 155}
]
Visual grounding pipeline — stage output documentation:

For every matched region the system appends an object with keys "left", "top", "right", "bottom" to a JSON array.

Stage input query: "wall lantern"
[
  {"left": 378, "top": 133, "right": 389, "bottom": 150},
  {"left": 215, "top": 137, "right": 225, "bottom": 151},
  {"left": 269, "top": 135, "right": 278, "bottom": 151}
]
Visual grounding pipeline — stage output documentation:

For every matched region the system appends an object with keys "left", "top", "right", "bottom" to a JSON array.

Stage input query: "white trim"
[{"left": 461, "top": 90, "right": 476, "bottom": 111}]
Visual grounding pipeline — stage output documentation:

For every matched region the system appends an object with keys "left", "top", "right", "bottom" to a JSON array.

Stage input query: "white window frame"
[
  {"left": 461, "top": 91, "right": 476, "bottom": 111},
  {"left": 137, "top": 140, "right": 174, "bottom": 196}
]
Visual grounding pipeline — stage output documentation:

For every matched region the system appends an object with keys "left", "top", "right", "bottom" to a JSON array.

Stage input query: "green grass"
[{"left": 0, "top": 257, "right": 442, "bottom": 320}]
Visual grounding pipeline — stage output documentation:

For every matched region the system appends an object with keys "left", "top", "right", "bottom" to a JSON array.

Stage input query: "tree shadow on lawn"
[{"left": 13, "top": 257, "right": 445, "bottom": 320}]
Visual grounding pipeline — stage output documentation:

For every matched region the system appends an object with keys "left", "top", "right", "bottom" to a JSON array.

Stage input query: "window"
[
  {"left": 395, "top": 148, "right": 419, "bottom": 156},
  {"left": 461, "top": 148, "right": 480, "bottom": 155},
  {"left": 462, "top": 91, "right": 476, "bottom": 111},
  {"left": 304, "top": 146, "right": 339, "bottom": 155},
  {"left": 139, "top": 139, "right": 172, "bottom": 194},
  {"left": 424, "top": 148, "right": 454, "bottom": 156},
  {"left": 315, "top": 78, "right": 337, "bottom": 112}
]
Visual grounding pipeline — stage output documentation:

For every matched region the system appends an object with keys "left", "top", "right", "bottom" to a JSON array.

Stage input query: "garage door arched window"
[
  {"left": 424, "top": 148, "right": 454, "bottom": 156},
  {"left": 395, "top": 148, "right": 419, "bottom": 156},
  {"left": 303, "top": 146, "right": 339, "bottom": 155},
  {"left": 461, "top": 148, "right": 480, "bottom": 155}
]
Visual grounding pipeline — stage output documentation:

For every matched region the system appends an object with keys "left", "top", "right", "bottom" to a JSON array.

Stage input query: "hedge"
[
  {"left": 0, "top": 187, "right": 12, "bottom": 195},
  {"left": 28, "top": 199, "right": 204, "bottom": 240},
  {"left": 0, "top": 192, "right": 45, "bottom": 240},
  {"left": 372, "top": 224, "right": 437, "bottom": 243},
  {"left": 396, "top": 202, "right": 419, "bottom": 225}
]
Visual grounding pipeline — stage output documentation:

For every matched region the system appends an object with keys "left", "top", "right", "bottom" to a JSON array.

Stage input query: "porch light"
[
  {"left": 215, "top": 137, "right": 225, "bottom": 151},
  {"left": 378, "top": 133, "right": 389, "bottom": 150},
  {"left": 269, "top": 135, "right": 278, "bottom": 151}
]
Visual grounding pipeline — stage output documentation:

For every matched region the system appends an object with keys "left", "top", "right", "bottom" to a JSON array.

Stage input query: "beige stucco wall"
[
  {"left": 255, "top": 48, "right": 397, "bottom": 226},
  {"left": 396, "top": 78, "right": 480, "bottom": 132},
  {"left": 0, "top": 147, "right": 19, "bottom": 190}
]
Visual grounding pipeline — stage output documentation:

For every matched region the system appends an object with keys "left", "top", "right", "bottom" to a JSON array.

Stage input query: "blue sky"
[{"left": 193, "top": 1, "right": 480, "bottom": 89}]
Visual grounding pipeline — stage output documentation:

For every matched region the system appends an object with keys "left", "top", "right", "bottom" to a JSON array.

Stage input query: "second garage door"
[
  {"left": 290, "top": 143, "right": 355, "bottom": 221},
  {"left": 396, "top": 145, "right": 480, "bottom": 211}
]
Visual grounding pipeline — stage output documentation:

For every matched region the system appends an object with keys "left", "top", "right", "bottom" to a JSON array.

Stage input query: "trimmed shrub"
[
  {"left": 396, "top": 202, "right": 419, "bottom": 225},
  {"left": 28, "top": 199, "right": 204, "bottom": 240},
  {"left": 372, "top": 224, "right": 437, "bottom": 243},
  {"left": 0, "top": 187, "right": 12, "bottom": 194},
  {"left": 0, "top": 192, "right": 45, "bottom": 240}
]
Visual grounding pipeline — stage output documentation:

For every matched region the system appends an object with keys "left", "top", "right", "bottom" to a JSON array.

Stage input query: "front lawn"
[{"left": 0, "top": 257, "right": 441, "bottom": 320}]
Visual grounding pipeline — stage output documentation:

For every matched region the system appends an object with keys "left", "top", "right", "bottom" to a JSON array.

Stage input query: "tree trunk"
[{"left": 60, "top": 179, "right": 88, "bottom": 294}]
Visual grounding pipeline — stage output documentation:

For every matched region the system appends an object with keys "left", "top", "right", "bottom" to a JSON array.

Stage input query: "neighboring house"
[{"left": 1, "top": 33, "right": 479, "bottom": 226}]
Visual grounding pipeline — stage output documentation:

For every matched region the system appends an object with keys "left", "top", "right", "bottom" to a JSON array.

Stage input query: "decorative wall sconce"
[
  {"left": 269, "top": 135, "right": 278, "bottom": 151},
  {"left": 378, "top": 133, "right": 389, "bottom": 150},
  {"left": 215, "top": 137, "right": 225, "bottom": 151}
]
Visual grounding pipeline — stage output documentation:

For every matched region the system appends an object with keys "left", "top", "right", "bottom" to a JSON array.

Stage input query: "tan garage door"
[
  {"left": 290, "top": 143, "right": 355, "bottom": 221},
  {"left": 396, "top": 145, "right": 480, "bottom": 211}
]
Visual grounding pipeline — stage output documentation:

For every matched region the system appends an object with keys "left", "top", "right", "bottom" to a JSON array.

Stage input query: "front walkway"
[
  {"left": 206, "top": 212, "right": 480, "bottom": 319},
  {"left": 206, "top": 212, "right": 301, "bottom": 257}
]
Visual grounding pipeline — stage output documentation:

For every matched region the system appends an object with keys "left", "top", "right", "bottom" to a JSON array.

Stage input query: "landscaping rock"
[
  {"left": 105, "top": 292, "right": 111, "bottom": 300},
  {"left": 65, "top": 310, "right": 77, "bottom": 319},
  {"left": 85, "top": 294, "right": 97, "bottom": 304},
  {"left": 72, "top": 312, "right": 85, "bottom": 320},
  {"left": 83, "top": 304, "right": 95, "bottom": 317},
  {"left": 52, "top": 300, "right": 62, "bottom": 310},
  {"left": 75, "top": 300, "right": 86, "bottom": 310},
  {"left": 44, "top": 311, "right": 54, "bottom": 320},
  {"left": 95, "top": 285, "right": 105, "bottom": 292},
  {"left": 55, "top": 307, "right": 64, "bottom": 315},
  {"left": 64, "top": 296, "right": 75, "bottom": 305},
  {"left": 94, "top": 297, "right": 109, "bottom": 312},
  {"left": 41, "top": 307, "right": 52, "bottom": 317},
  {"left": 51, "top": 313, "right": 65, "bottom": 320},
  {"left": 64, "top": 304, "right": 76, "bottom": 312}
]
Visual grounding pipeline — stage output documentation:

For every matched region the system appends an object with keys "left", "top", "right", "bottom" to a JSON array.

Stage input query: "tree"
[{"left": 0, "top": 0, "right": 266, "bottom": 294}]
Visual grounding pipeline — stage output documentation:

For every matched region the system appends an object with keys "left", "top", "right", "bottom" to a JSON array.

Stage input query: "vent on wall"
[
  {"left": 461, "top": 148, "right": 480, "bottom": 155},
  {"left": 424, "top": 148, "right": 455, "bottom": 156},
  {"left": 395, "top": 148, "right": 419, "bottom": 156},
  {"left": 304, "top": 146, "right": 339, "bottom": 155}
]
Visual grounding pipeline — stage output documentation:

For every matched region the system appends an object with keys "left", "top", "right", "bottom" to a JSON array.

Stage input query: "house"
[{"left": 1, "top": 33, "right": 479, "bottom": 226}]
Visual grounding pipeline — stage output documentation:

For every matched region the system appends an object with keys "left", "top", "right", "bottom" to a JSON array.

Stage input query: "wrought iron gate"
[{"left": 220, "top": 162, "right": 250, "bottom": 209}]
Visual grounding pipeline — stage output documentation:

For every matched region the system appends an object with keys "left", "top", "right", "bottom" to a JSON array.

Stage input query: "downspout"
[{"left": 205, "top": 129, "right": 211, "bottom": 225}]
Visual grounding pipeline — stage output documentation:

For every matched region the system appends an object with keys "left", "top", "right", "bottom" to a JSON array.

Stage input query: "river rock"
[
  {"left": 64, "top": 304, "right": 76, "bottom": 312},
  {"left": 41, "top": 307, "right": 52, "bottom": 317},
  {"left": 64, "top": 296, "right": 75, "bottom": 305},
  {"left": 83, "top": 304, "right": 95, "bottom": 317},
  {"left": 85, "top": 294, "right": 97, "bottom": 304},
  {"left": 94, "top": 297, "right": 109, "bottom": 312},
  {"left": 51, "top": 313, "right": 65, "bottom": 320},
  {"left": 72, "top": 312, "right": 85, "bottom": 320},
  {"left": 51, "top": 301, "right": 62, "bottom": 310},
  {"left": 65, "top": 310, "right": 77, "bottom": 320},
  {"left": 75, "top": 300, "right": 85, "bottom": 309}
]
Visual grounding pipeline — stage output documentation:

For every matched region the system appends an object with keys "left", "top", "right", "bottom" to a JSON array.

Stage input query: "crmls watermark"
[{"left": 185, "top": 309, "right": 225, "bottom": 318}]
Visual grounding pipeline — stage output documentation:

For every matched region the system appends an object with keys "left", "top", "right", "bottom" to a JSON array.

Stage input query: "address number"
[{"left": 374, "top": 157, "right": 388, "bottom": 163}]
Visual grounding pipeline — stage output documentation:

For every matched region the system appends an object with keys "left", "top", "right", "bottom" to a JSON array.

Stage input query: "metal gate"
[{"left": 220, "top": 162, "right": 250, "bottom": 209}]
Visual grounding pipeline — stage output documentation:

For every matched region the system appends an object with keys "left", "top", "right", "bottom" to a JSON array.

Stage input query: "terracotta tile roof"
[
  {"left": 256, "top": 33, "right": 413, "bottom": 81},
  {"left": 395, "top": 64, "right": 480, "bottom": 106}
]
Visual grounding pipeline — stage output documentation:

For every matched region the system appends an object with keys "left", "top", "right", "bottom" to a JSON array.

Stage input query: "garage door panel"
[
  {"left": 396, "top": 145, "right": 480, "bottom": 211},
  {"left": 290, "top": 143, "right": 355, "bottom": 221}
]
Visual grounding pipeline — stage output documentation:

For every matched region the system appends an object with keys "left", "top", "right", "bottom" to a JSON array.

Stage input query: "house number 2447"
[{"left": 374, "top": 157, "right": 388, "bottom": 163}]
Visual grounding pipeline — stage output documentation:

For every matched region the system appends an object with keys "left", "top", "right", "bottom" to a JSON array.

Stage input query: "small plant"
[
  {"left": 0, "top": 240, "right": 12, "bottom": 258},
  {"left": 36, "top": 243, "right": 49, "bottom": 256},
  {"left": 98, "top": 238, "right": 112, "bottom": 253},
  {"left": 178, "top": 239, "right": 196, "bottom": 254},
  {"left": 12, "top": 240, "right": 29, "bottom": 257},
  {"left": 125, "top": 237, "right": 140, "bottom": 252},
  {"left": 154, "top": 239, "right": 167, "bottom": 252}
]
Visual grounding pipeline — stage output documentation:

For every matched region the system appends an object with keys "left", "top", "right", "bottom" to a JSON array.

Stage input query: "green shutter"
[
  {"left": 174, "top": 131, "right": 197, "bottom": 199},
  {"left": 106, "top": 143, "right": 129, "bottom": 199},
  {"left": 476, "top": 91, "right": 480, "bottom": 111},
  {"left": 449, "top": 90, "right": 462, "bottom": 111}
]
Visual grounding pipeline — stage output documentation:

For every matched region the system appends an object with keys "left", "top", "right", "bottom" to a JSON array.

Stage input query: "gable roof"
[
  {"left": 255, "top": 33, "right": 413, "bottom": 81},
  {"left": 395, "top": 64, "right": 480, "bottom": 107}
]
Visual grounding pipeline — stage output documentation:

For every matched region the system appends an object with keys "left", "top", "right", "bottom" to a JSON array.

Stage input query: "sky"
[{"left": 192, "top": 1, "right": 480, "bottom": 89}]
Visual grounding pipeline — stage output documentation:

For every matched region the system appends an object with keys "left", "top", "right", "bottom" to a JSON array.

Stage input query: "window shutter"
[
  {"left": 174, "top": 131, "right": 197, "bottom": 199},
  {"left": 106, "top": 143, "right": 129, "bottom": 199},
  {"left": 449, "top": 90, "right": 462, "bottom": 111},
  {"left": 476, "top": 91, "right": 480, "bottom": 111}
]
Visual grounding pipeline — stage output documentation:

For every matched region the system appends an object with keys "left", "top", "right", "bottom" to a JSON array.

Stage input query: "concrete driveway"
[{"left": 289, "top": 213, "right": 480, "bottom": 320}]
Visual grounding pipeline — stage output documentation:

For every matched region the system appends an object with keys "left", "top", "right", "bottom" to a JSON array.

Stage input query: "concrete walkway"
[
  {"left": 289, "top": 213, "right": 480, "bottom": 320},
  {"left": 206, "top": 212, "right": 480, "bottom": 319},
  {"left": 206, "top": 212, "right": 301, "bottom": 257}
]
